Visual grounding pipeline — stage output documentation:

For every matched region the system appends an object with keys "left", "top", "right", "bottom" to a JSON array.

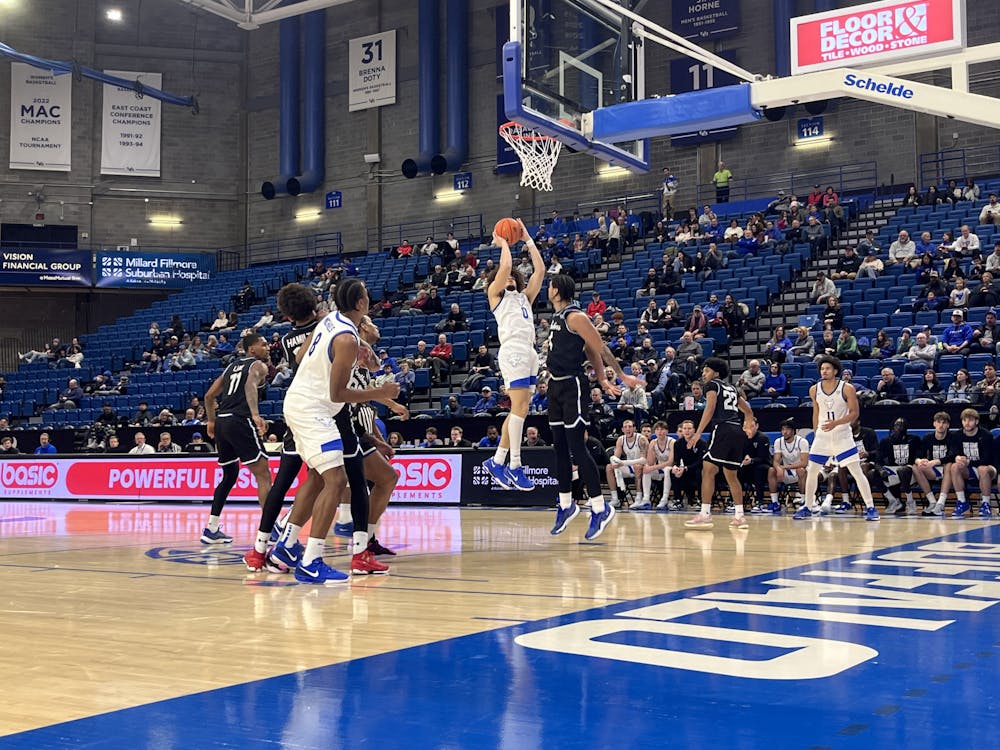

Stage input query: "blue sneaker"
[
  {"left": 864, "top": 506, "right": 881, "bottom": 522},
  {"left": 834, "top": 501, "right": 852, "bottom": 514},
  {"left": 267, "top": 540, "right": 303, "bottom": 572},
  {"left": 268, "top": 523, "right": 284, "bottom": 544},
  {"left": 767, "top": 501, "right": 782, "bottom": 515},
  {"left": 792, "top": 506, "right": 814, "bottom": 520},
  {"left": 334, "top": 521, "right": 354, "bottom": 537},
  {"left": 294, "top": 557, "right": 349, "bottom": 585},
  {"left": 584, "top": 504, "right": 616, "bottom": 541},
  {"left": 200, "top": 526, "right": 233, "bottom": 544},
  {"left": 505, "top": 465, "right": 535, "bottom": 491},
  {"left": 483, "top": 457, "right": 513, "bottom": 489},
  {"left": 551, "top": 503, "right": 580, "bottom": 535},
  {"left": 952, "top": 500, "right": 971, "bottom": 518},
  {"left": 980, "top": 501, "right": 992, "bottom": 518}
]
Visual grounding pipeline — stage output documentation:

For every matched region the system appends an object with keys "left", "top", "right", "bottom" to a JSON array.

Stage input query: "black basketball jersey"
[
  {"left": 922, "top": 432, "right": 951, "bottom": 463},
  {"left": 704, "top": 379, "right": 742, "bottom": 427},
  {"left": 547, "top": 303, "right": 586, "bottom": 378},
  {"left": 216, "top": 357, "right": 267, "bottom": 418},
  {"left": 280, "top": 318, "right": 319, "bottom": 376},
  {"left": 349, "top": 365, "right": 377, "bottom": 436}
]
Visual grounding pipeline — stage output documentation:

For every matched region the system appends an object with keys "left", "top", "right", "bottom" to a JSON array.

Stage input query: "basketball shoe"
[
  {"left": 483, "top": 457, "right": 513, "bottom": 489},
  {"left": 864, "top": 506, "right": 881, "bottom": 522},
  {"left": 200, "top": 527, "right": 233, "bottom": 544},
  {"left": 367, "top": 537, "right": 396, "bottom": 556},
  {"left": 243, "top": 548, "right": 266, "bottom": 572},
  {"left": 551, "top": 503, "right": 580, "bottom": 535},
  {"left": 267, "top": 540, "right": 303, "bottom": 572},
  {"left": 684, "top": 512, "right": 714, "bottom": 529},
  {"left": 584, "top": 504, "right": 616, "bottom": 540},
  {"left": 334, "top": 521, "right": 354, "bottom": 537},
  {"left": 729, "top": 515, "right": 749, "bottom": 530},
  {"left": 351, "top": 549, "right": 389, "bottom": 575},
  {"left": 952, "top": 500, "right": 971, "bottom": 518},
  {"left": 505, "top": 465, "right": 535, "bottom": 491},
  {"left": 295, "top": 558, "right": 349, "bottom": 584}
]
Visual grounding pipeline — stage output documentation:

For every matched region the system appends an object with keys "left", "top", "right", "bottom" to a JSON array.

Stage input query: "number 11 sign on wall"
[{"left": 348, "top": 30, "right": 397, "bottom": 112}]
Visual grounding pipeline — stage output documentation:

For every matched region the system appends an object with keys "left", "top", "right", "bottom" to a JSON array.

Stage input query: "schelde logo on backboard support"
[{"left": 1, "top": 462, "right": 58, "bottom": 489}]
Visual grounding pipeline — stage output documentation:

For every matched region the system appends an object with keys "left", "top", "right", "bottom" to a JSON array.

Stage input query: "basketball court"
[{"left": 2, "top": 502, "right": 1000, "bottom": 748}]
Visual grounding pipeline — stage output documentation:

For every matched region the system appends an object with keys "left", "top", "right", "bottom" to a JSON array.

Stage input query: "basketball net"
[{"left": 499, "top": 121, "right": 562, "bottom": 192}]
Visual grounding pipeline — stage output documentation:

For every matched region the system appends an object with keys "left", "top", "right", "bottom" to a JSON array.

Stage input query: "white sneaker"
[
  {"left": 608, "top": 496, "right": 621, "bottom": 509},
  {"left": 630, "top": 497, "right": 652, "bottom": 510},
  {"left": 885, "top": 497, "right": 902, "bottom": 514},
  {"left": 655, "top": 497, "right": 670, "bottom": 509},
  {"left": 906, "top": 498, "right": 917, "bottom": 515}
]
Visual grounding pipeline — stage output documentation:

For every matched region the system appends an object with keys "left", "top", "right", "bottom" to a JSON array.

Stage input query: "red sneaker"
[
  {"left": 351, "top": 549, "right": 389, "bottom": 575},
  {"left": 243, "top": 548, "right": 266, "bottom": 572},
  {"left": 367, "top": 537, "right": 397, "bottom": 556}
]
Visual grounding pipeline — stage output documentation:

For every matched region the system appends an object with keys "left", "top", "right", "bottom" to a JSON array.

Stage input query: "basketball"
[{"left": 493, "top": 217, "right": 522, "bottom": 245}]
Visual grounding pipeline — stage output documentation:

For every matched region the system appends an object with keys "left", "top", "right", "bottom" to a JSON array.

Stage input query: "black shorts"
[
  {"left": 548, "top": 374, "right": 589, "bottom": 429},
  {"left": 335, "top": 407, "right": 362, "bottom": 459},
  {"left": 282, "top": 425, "right": 297, "bottom": 455},
  {"left": 705, "top": 422, "right": 746, "bottom": 469},
  {"left": 355, "top": 421, "right": 378, "bottom": 458},
  {"left": 215, "top": 415, "right": 267, "bottom": 466}
]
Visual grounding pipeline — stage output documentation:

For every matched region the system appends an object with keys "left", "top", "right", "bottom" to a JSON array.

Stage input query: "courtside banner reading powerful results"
[
  {"left": 0, "top": 248, "right": 92, "bottom": 287},
  {"left": 791, "top": 0, "right": 966, "bottom": 75},
  {"left": 0, "top": 455, "right": 463, "bottom": 505},
  {"left": 95, "top": 251, "right": 214, "bottom": 288}
]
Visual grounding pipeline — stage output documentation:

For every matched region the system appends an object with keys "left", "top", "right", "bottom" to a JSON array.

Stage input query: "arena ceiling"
[{"left": 173, "top": 0, "right": 356, "bottom": 29}]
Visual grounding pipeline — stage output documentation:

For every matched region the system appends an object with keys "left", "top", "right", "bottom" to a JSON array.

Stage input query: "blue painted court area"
[{"left": 5, "top": 526, "right": 1000, "bottom": 749}]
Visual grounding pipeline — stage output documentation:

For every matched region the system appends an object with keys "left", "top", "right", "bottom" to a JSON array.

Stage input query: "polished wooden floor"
[{"left": 0, "top": 500, "right": 979, "bottom": 741}]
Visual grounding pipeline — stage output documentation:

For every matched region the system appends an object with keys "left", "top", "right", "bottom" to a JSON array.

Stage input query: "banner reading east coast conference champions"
[
  {"left": 101, "top": 71, "right": 162, "bottom": 177},
  {"left": 9, "top": 62, "right": 72, "bottom": 171},
  {"left": 96, "top": 250, "right": 214, "bottom": 288}
]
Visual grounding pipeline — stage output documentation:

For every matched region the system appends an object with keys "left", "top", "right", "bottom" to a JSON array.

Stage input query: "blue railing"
[
  {"left": 695, "top": 161, "right": 878, "bottom": 207},
  {"left": 217, "top": 232, "right": 343, "bottom": 269},
  {"left": 919, "top": 144, "right": 1000, "bottom": 189},
  {"left": 368, "top": 214, "right": 483, "bottom": 252},
  {"left": 516, "top": 192, "right": 662, "bottom": 230}
]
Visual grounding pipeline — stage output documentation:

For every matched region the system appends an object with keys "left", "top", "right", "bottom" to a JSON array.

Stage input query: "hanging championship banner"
[
  {"left": 348, "top": 30, "right": 397, "bottom": 111},
  {"left": 101, "top": 70, "right": 162, "bottom": 177},
  {"left": 9, "top": 63, "right": 72, "bottom": 172}
]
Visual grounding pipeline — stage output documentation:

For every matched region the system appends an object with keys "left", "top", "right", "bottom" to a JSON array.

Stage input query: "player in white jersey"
[
  {"left": 795, "top": 355, "right": 879, "bottom": 521},
  {"left": 606, "top": 419, "right": 649, "bottom": 508},
  {"left": 482, "top": 219, "right": 546, "bottom": 491},
  {"left": 641, "top": 420, "right": 675, "bottom": 510},
  {"left": 766, "top": 417, "right": 808, "bottom": 512},
  {"left": 275, "top": 279, "right": 400, "bottom": 584}
]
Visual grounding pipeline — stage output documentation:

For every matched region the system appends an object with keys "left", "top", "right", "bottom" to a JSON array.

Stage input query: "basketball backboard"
[{"left": 504, "top": 0, "right": 648, "bottom": 171}]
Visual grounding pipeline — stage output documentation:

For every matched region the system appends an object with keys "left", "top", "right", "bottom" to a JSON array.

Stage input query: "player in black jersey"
[
  {"left": 202, "top": 332, "right": 273, "bottom": 545},
  {"left": 684, "top": 357, "right": 755, "bottom": 530},
  {"left": 547, "top": 273, "right": 636, "bottom": 541},
  {"left": 947, "top": 408, "right": 996, "bottom": 518},
  {"left": 243, "top": 283, "right": 320, "bottom": 571},
  {"left": 914, "top": 411, "right": 953, "bottom": 516}
]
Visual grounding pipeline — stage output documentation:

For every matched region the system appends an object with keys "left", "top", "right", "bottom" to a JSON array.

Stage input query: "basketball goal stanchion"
[{"left": 499, "top": 121, "right": 563, "bottom": 192}]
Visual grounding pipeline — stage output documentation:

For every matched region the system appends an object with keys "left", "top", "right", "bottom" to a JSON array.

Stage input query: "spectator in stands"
[
  {"left": 897, "top": 328, "right": 916, "bottom": 358},
  {"left": 872, "top": 329, "right": 896, "bottom": 359},
  {"left": 634, "top": 337, "right": 658, "bottom": 365},
  {"left": 972, "top": 363, "right": 1000, "bottom": 406},
  {"left": 914, "top": 231, "right": 936, "bottom": 257},
  {"left": 941, "top": 309, "right": 975, "bottom": 356},
  {"left": 616, "top": 377, "right": 649, "bottom": 424},
  {"left": 963, "top": 177, "right": 981, "bottom": 202},
  {"left": 425, "top": 286, "right": 444, "bottom": 315},
  {"left": 610, "top": 334, "right": 635, "bottom": 366},
  {"left": 946, "top": 368, "right": 973, "bottom": 402},
  {"left": 831, "top": 246, "right": 861, "bottom": 280},
  {"left": 435, "top": 303, "right": 467, "bottom": 334},
  {"left": 902, "top": 184, "right": 922, "bottom": 207},
  {"left": 703, "top": 216, "right": 723, "bottom": 243},
  {"left": 697, "top": 205, "right": 715, "bottom": 230},
  {"left": 95, "top": 403, "right": 119, "bottom": 429},
  {"left": 968, "top": 272, "right": 1000, "bottom": 307},
  {"left": 766, "top": 190, "right": 792, "bottom": 216},
  {"left": 684, "top": 306, "right": 708, "bottom": 339},
  {"left": 888, "top": 230, "right": 916, "bottom": 267},
  {"left": 736, "top": 359, "right": 765, "bottom": 398},
  {"left": 251, "top": 308, "right": 274, "bottom": 330},
  {"left": 185, "top": 432, "right": 212, "bottom": 453},
  {"left": 394, "top": 239, "right": 413, "bottom": 258},
  {"left": 953, "top": 225, "right": 981, "bottom": 258},
  {"left": 156, "top": 431, "right": 181, "bottom": 454},
  {"left": 210, "top": 310, "right": 229, "bottom": 332},
  {"left": 190, "top": 336, "right": 207, "bottom": 362},
  {"left": 722, "top": 219, "right": 741, "bottom": 243},
  {"left": 916, "top": 370, "right": 944, "bottom": 402},
  {"left": 56, "top": 341, "right": 84, "bottom": 369},
  {"left": 429, "top": 263, "right": 448, "bottom": 287},
  {"left": 130, "top": 401, "right": 152, "bottom": 427},
  {"left": 950, "top": 277, "right": 971, "bottom": 309},
  {"left": 873, "top": 367, "right": 908, "bottom": 403},
  {"left": 815, "top": 329, "right": 837, "bottom": 361},
  {"left": 394, "top": 361, "right": 415, "bottom": 405},
  {"left": 924, "top": 184, "right": 944, "bottom": 206},
  {"left": 427, "top": 334, "right": 452, "bottom": 384},
  {"left": 912, "top": 271, "right": 949, "bottom": 312},
  {"left": 657, "top": 298, "right": 680, "bottom": 329},
  {"left": 906, "top": 331, "right": 937, "bottom": 367},
  {"left": 1, "top": 436, "right": 19, "bottom": 455},
  {"left": 444, "top": 231, "right": 459, "bottom": 253},
  {"left": 232, "top": 280, "right": 257, "bottom": 313},
  {"left": 47, "top": 378, "right": 83, "bottom": 410},
  {"left": 19, "top": 340, "right": 54, "bottom": 364},
  {"left": 447, "top": 426, "right": 472, "bottom": 448},
  {"left": 685, "top": 381, "right": 707, "bottom": 410},
  {"left": 463, "top": 344, "right": 495, "bottom": 392},
  {"left": 128, "top": 432, "right": 155, "bottom": 455},
  {"left": 971, "top": 310, "right": 1000, "bottom": 354},
  {"left": 824, "top": 186, "right": 845, "bottom": 229},
  {"left": 804, "top": 215, "right": 828, "bottom": 253},
  {"left": 980, "top": 194, "right": 1000, "bottom": 226},
  {"left": 179, "top": 408, "right": 202, "bottom": 426},
  {"left": 986, "top": 243, "right": 1000, "bottom": 273},
  {"left": 676, "top": 331, "right": 703, "bottom": 376},
  {"left": 418, "top": 236, "right": 438, "bottom": 255},
  {"left": 529, "top": 381, "right": 549, "bottom": 414},
  {"left": 639, "top": 299, "right": 664, "bottom": 329},
  {"left": 419, "top": 427, "right": 442, "bottom": 448},
  {"left": 170, "top": 344, "right": 196, "bottom": 372},
  {"left": 938, "top": 230, "right": 957, "bottom": 257},
  {"left": 712, "top": 161, "right": 732, "bottom": 203},
  {"left": 760, "top": 362, "right": 787, "bottom": 397},
  {"left": 478, "top": 425, "right": 501, "bottom": 449},
  {"left": 473, "top": 387, "right": 497, "bottom": 415},
  {"left": 34, "top": 433, "right": 57, "bottom": 454},
  {"left": 215, "top": 333, "right": 235, "bottom": 360},
  {"left": 736, "top": 229, "right": 760, "bottom": 256},
  {"left": 810, "top": 272, "right": 837, "bottom": 304},
  {"left": 789, "top": 326, "right": 815, "bottom": 362},
  {"left": 586, "top": 291, "right": 607, "bottom": 320},
  {"left": 763, "top": 325, "right": 793, "bottom": 363},
  {"left": 154, "top": 409, "right": 177, "bottom": 427},
  {"left": 409, "top": 340, "right": 430, "bottom": 370},
  {"left": 836, "top": 326, "right": 860, "bottom": 360}
]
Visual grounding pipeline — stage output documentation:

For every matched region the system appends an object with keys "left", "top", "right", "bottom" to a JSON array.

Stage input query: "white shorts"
[
  {"left": 781, "top": 467, "right": 801, "bottom": 484},
  {"left": 809, "top": 427, "right": 859, "bottom": 465},
  {"left": 284, "top": 409, "right": 351, "bottom": 475},
  {"left": 497, "top": 344, "right": 538, "bottom": 390}
]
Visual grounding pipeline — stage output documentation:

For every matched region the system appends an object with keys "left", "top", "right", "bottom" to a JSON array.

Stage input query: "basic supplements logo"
[
  {"left": 1, "top": 461, "right": 59, "bottom": 491},
  {"left": 791, "top": 0, "right": 964, "bottom": 74},
  {"left": 389, "top": 455, "right": 462, "bottom": 503}
]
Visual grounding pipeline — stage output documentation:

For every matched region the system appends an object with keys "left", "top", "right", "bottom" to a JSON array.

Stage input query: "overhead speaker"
[
  {"left": 763, "top": 106, "right": 786, "bottom": 122},
  {"left": 805, "top": 100, "right": 828, "bottom": 115}
]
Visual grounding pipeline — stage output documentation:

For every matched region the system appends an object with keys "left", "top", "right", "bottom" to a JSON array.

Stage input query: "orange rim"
[{"left": 499, "top": 121, "right": 558, "bottom": 142}]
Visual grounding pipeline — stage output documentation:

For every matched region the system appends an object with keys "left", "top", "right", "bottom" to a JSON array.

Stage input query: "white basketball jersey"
[
  {"left": 622, "top": 434, "right": 644, "bottom": 462},
  {"left": 284, "top": 312, "right": 358, "bottom": 418},
  {"left": 816, "top": 380, "right": 850, "bottom": 424},
  {"left": 652, "top": 436, "right": 674, "bottom": 464},
  {"left": 493, "top": 290, "right": 535, "bottom": 348},
  {"left": 774, "top": 435, "right": 809, "bottom": 467}
]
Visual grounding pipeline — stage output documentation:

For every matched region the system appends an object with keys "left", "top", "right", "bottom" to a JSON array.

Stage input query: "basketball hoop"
[{"left": 499, "top": 121, "right": 563, "bottom": 192}]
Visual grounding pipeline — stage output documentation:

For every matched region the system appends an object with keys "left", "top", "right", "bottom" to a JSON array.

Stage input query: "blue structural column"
[
  {"left": 401, "top": 0, "right": 440, "bottom": 177},
  {"left": 814, "top": 0, "right": 840, "bottom": 11},
  {"left": 774, "top": 0, "right": 794, "bottom": 78},
  {"left": 261, "top": 18, "right": 301, "bottom": 199},
  {"left": 287, "top": 10, "right": 327, "bottom": 195},
  {"left": 431, "top": 0, "right": 468, "bottom": 174}
]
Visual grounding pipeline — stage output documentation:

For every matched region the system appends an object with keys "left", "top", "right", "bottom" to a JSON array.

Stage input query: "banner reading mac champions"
[
  {"left": 791, "top": 0, "right": 966, "bottom": 74},
  {"left": 96, "top": 250, "right": 214, "bottom": 288},
  {"left": 9, "top": 62, "right": 72, "bottom": 171},
  {"left": 101, "top": 70, "right": 162, "bottom": 177}
]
